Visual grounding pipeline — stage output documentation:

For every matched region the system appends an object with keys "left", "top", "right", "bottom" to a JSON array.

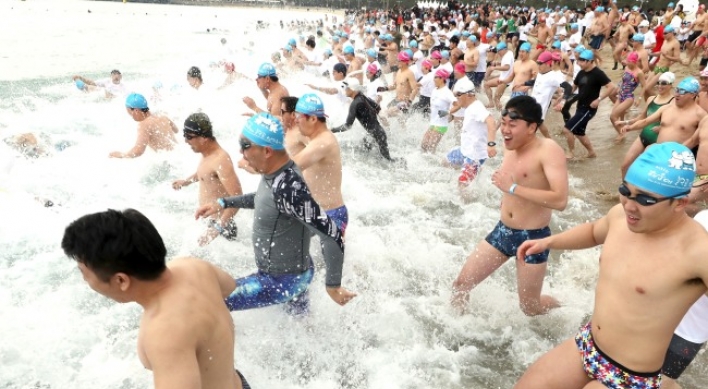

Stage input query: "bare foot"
[
  {"left": 585, "top": 153, "right": 597, "bottom": 159},
  {"left": 565, "top": 153, "right": 575, "bottom": 160},
  {"left": 613, "top": 135, "right": 625, "bottom": 144}
]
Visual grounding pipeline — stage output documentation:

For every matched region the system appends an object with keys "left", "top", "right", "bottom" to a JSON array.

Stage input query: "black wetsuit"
[{"left": 331, "top": 93, "right": 393, "bottom": 161}]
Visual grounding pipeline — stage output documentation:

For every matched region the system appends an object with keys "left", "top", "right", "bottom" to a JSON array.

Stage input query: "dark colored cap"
[
  {"left": 187, "top": 66, "right": 202, "bottom": 78},
  {"left": 333, "top": 63, "right": 347, "bottom": 74},
  {"left": 183, "top": 113, "right": 213, "bottom": 138},
  {"left": 111, "top": 69, "right": 121, "bottom": 75}
]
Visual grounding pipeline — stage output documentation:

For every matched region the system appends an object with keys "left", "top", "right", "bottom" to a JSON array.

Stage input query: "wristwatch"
[
  {"left": 487, "top": 141, "right": 497, "bottom": 147},
  {"left": 217, "top": 198, "right": 226, "bottom": 209}
]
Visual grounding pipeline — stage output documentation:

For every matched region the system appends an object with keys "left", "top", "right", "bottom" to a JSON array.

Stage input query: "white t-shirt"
[
  {"left": 498, "top": 51, "right": 515, "bottom": 81},
  {"left": 95, "top": 79, "right": 128, "bottom": 97},
  {"left": 583, "top": 11, "right": 595, "bottom": 28},
  {"left": 365, "top": 77, "right": 386, "bottom": 102},
  {"left": 460, "top": 99, "right": 492, "bottom": 160},
  {"left": 561, "top": 40, "right": 572, "bottom": 53},
  {"left": 569, "top": 30, "right": 583, "bottom": 47},
  {"left": 643, "top": 30, "right": 656, "bottom": 49},
  {"left": 413, "top": 50, "right": 425, "bottom": 72},
  {"left": 519, "top": 23, "right": 532, "bottom": 41},
  {"left": 320, "top": 56, "right": 339, "bottom": 76},
  {"left": 411, "top": 63, "right": 423, "bottom": 81},
  {"left": 532, "top": 70, "right": 565, "bottom": 119},
  {"left": 556, "top": 16, "right": 567, "bottom": 35},
  {"left": 429, "top": 86, "right": 456, "bottom": 126},
  {"left": 419, "top": 71, "right": 436, "bottom": 97},
  {"left": 475, "top": 43, "right": 490, "bottom": 73}
]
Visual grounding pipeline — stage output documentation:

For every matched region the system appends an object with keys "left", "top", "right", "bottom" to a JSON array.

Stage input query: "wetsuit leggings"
[
  {"left": 411, "top": 96, "right": 431, "bottom": 116},
  {"left": 224, "top": 264, "right": 314, "bottom": 315},
  {"left": 332, "top": 124, "right": 393, "bottom": 161}
]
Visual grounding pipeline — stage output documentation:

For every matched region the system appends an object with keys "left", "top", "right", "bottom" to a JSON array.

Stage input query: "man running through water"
[
  {"left": 109, "top": 93, "right": 178, "bottom": 158},
  {"left": 242, "top": 63, "right": 290, "bottom": 119},
  {"left": 72, "top": 69, "right": 127, "bottom": 98},
  {"left": 451, "top": 96, "right": 568, "bottom": 316},
  {"left": 62, "top": 209, "right": 252, "bottom": 389},
  {"left": 195, "top": 113, "right": 356, "bottom": 312},
  {"left": 514, "top": 142, "right": 708, "bottom": 389}
]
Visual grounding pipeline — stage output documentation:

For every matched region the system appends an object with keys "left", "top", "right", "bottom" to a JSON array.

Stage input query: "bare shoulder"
[{"left": 539, "top": 137, "right": 567, "bottom": 159}]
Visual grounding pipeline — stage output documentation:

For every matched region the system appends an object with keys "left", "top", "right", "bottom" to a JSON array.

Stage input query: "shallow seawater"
[{"left": 0, "top": 1, "right": 705, "bottom": 388}]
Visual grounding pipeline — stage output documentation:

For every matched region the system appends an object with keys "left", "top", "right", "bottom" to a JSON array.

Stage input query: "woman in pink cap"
[
  {"left": 611, "top": 51, "right": 646, "bottom": 143},
  {"left": 421, "top": 68, "right": 455, "bottom": 152}
]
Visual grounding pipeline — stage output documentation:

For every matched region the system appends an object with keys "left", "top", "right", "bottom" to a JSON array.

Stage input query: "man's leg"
[
  {"left": 563, "top": 128, "right": 576, "bottom": 158},
  {"left": 516, "top": 258, "right": 560, "bottom": 316},
  {"left": 576, "top": 134, "right": 597, "bottom": 158},
  {"left": 513, "top": 338, "right": 592, "bottom": 389},
  {"left": 451, "top": 240, "right": 508, "bottom": 311},
  {"left": 494, "top": 83, "right": 508, "bottom": 110},
  {"left": 484, "top": 78, "right": 498, "bottom": 107}
]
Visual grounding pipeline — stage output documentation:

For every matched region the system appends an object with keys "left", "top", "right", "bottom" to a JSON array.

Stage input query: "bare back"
[
  {"left": 591, "top": 205, "right": 708, "bottom": 372},
  {"left": 139, "top": 115, "right": 178, "bottom": 152},
  {"left": 138, "top": 258, "right": 241, "bottom": 389}
]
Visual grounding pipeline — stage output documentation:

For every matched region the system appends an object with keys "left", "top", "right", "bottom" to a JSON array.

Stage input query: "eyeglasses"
[
  {"left": 618, "top": 183, "right": 687, "bottom": 206},
  {"left": 501, "top": 108, "right": 531, "bottom": 122},
  {"left": 675, "top": 88, "right": 695, "bottom": 95},
  {"left": 239, "top": 138, "right": 253, "bottom": 151},
  {"left": 657, "top": 81, "right": 672, "bottom": 86}
]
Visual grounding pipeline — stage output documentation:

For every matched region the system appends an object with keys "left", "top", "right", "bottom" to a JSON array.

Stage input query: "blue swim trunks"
[
  {"left": 225, "top": 264, "right": 314, "bottom": 314},
  {"left": 326, "top": 205, "right": 349, "bottom": 234},
  {"left": 510, "top": 90, "right": 528, "bottom": 98},
  {"left": 484, "top": 220, "right": 551, "bottom": 264}
]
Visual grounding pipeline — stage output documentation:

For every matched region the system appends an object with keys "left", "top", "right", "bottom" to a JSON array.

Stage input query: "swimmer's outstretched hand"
[
  {"left": 517, "top": 239, "right": 549, "bottom": 260},
  {"left": 326, "top": 286, "right": 357, "bottom": 306},
  {"left": 242, "top": 96, "right": 257, "bottom": 110},
  {"left": 195, "top": 202, "right": 222, "bottom": 220},
  {"left": 198, "top": 227, "right": 219, "bottom": 247}
]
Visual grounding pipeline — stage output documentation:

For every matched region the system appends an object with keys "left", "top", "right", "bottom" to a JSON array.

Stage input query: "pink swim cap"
[
  {"left": 224, "top": 62, "right": 235, "bottom": 72},
  {"left": 367, "top": 63, "right": 379, "bottom": 74},
  {"left": 701, "top": 69, "right": 708, "bottom": 78},
  {"left": 398, "top": 51, "right": 411, "bottom": 62},
  {"left": 551, "top": 52, "right": 562, "bottom": 62},
  {"left": 431, "top": 50, "right": 443, "bottom": 60},
  {"left": 627, "top": 52, "right": 639, "bottom": 63},
  {"left": 435, "top": 68, "right": 450, "bottom": 79},
  {"left": 421, "top": 59, "right": 433, "bottom": 69},
  {"left": 454, "top": 62, "right": 466, "bottom": 74}
]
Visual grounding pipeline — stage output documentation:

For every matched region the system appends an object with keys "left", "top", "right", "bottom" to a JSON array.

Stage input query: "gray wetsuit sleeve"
[
  {"left": 271, "top": 169, "right": 345, "bottom": 287},
  {"left": 223, "top": 193, "right": 256, "bottom": 209}
]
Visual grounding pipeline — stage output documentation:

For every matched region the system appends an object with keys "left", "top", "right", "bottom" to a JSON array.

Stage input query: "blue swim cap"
[
  {"left": 496, "top": 42, "right": 507, "bottom": 50},
  {"left": 595, "top": 6, "right": 605, "bottom": 12},
  {"left": 579, "top": 49, "right": 594, "bottom": 61},
  {"left": 343, "top": 45, "right": 355, "bottom": 55},
  {"left": 632, "top": 33, "right": 645, "bottom": 42},
  {"left": 486, "top": 31, "right": 494, "bottom": 38},
  {"left": 462, "top": 31, "right": 471, "bottom": 37},
  {"left": 552, "top": 40, "right": 562, "bottom": 49},
  {"left": 385, "top": 34, "right": 394, "bottom": 41},
  {"left": 574, "top": 45, "right": 586, "bottom": 53},
  {"left": 441, "top": 50, "right": 450, "bottom": 58},
  {"left": 404, "top": 49, "right": 414, "bottom": 58},
  {"left": 241, "top": 113, "right": 284, "bottom": 150},
  {"left": 295, "top": 93, "right": 328, "bottom": 118},
  {"left": 75, "top": 79, "right": 85, "bottom": 90},
  {"left": 469, "top": 35, "right": 478, "bottom": 42},
  {"left": 333, "top": 36, "right": 340, "bottom": 42},
  {"left": 288, "top": 38, "right": 296, "bottom": 46},
  {"left": 257, "top": 62, "right": 277, "bottom": 77},
  {"left": 284, "top": 44, "right": 293, "bottom": 52},
  {"left": 324, "top": 48, "right": 333, "bottom": 56},
  {"left": 625, "top": 142, "right": 695, "bottom": 198},
  {"left": 520, "top": 42, "right": 532, "bottom": 52},
  {"left": 677, "top": 77, "right": 700, "bottom": 94},
  {"left": 366, "top": 48, "right": 377, "bottom": 58},
  {"left": 664, "top": 25, "right": 676, "bottom": 33},
  {"left": 409, "top": 40, "right": 418, "bottom": 48},
  {"left": 632, "top": 5, "right": 639, "bottom": 11},
  {"left": 668, "top": 2, "right": 675, "bottom": 7},
  {"left": 125, "top": 93, "right": 148, "bottom": 109},
  {"left": 571, "top": 23, "right": 579, "bottom": 29}
]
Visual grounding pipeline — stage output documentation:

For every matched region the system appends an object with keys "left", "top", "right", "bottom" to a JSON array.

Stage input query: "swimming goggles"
[{"left": 618, "top": 183, "right": 688, "bottom": 206}]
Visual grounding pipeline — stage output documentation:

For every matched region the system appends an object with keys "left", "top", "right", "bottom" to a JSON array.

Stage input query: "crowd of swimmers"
[{"left": 8, "top": 1, "right": 707, "bottom": 388}]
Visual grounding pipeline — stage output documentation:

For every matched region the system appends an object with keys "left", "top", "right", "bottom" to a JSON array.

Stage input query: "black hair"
[
  {"left": 62, "top": 209, "right": 167, "bottom": 282},
  {"left": 187, "top": 66, "right": 203, "bottom": 82},
  {"left": 306, "top": 39, "right": 316, "bottom": 49},
  {"left": 450, "top": 35, "right": 460, "bottom": 45},
  {"left": 280, "top": 96, "right": 299, "bottom": 112},
  {"left": 505, "top": 95, "right": 543, "bottom": 127},
  {"left": 268, "top": 75, "right": 279, "bottom": 82}
]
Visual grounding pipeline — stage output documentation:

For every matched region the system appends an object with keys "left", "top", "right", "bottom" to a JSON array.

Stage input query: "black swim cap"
[
  {"left": 187, "top": 66, "right": 202, "bottom": 78},
  {"left": 184, "top": 113, "right": 213, "bottom": 138}
]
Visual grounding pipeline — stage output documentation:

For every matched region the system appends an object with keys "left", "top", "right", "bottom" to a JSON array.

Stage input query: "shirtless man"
[
  {"left": 645, "top": 26, "right": 683, "bottom": 101},
  {"left": 342, "top": 46, "right": 365, "bottom": 85},
  {"left": 621, "top": 77, "right": 705, "bottom": 174},
  {"left": 451, "top": 96, "right": 568, "bottom": 315},
  {"left": 612, "top": 16, "right": 636, "bottom": 70},
  {"left": 514, "top": 142, "right": 708, "bottom": 389},
  {"left": 687, "top": 5, "right": 708, "bottom": 66},
  {"left": 292, "top": 94, "right": 348, "bottom": 231},
  {"left": 109, "top": 93, "right": 177, "bottom": 158},
  {"left": 529, "top": 17, "right": 552, "bottom": 60},
  {"left": 498, "top": 42, "right": 538, "bottom": 98},
  {"left": 381, "top": 34, "right": 400, "bottom": 73},
  {"left": 386, "top": 51, "right": 419, "bottom": 117},
  {"left": 686, "top": 116, "right": 708, "bottom": 216},
  {"left": 172, "top": 113, "right": 242, "bottom": 246},
  {"left": 242, "top": 62, "right": 290, "bottom": 119},
  {"left": 62, "top": 208, "right": 251, "bottom": 389},
  {"left": 463, "top": 35, "right": 480, "bottom": 79},
  {"left": 698, "top": 69, "right": 708, "bottom": 112},
  {"left": 280, "top": 96, "right": 307, "bottom": 157},
  {"left": 587, "top": 6, "right": 610, "bottom": 62}
]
